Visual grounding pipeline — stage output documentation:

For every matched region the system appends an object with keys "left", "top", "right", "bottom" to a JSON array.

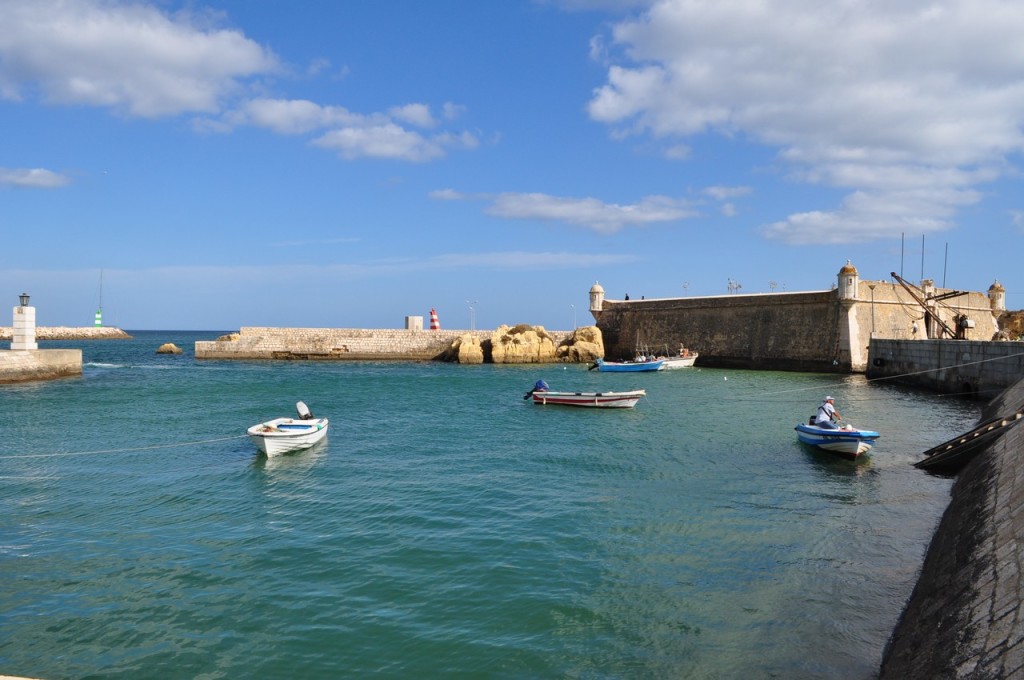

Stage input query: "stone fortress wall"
[{"left": 591, "top": 262, "right": 1003, "bottom": 373}]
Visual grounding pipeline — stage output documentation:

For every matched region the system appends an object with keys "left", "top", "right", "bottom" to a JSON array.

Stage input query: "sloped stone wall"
[{"left": 880, "top": 378, "right": 1024, "bottom": 678}]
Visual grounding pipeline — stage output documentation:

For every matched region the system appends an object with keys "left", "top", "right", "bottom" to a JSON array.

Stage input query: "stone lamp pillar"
[{"left": 11, "top": 293, "right": 38, "bottom": 351}]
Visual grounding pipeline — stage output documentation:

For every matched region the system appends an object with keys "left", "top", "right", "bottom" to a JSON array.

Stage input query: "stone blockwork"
[
  {"left": 0, "top": 349, "right": 83, "bottom": 383},
  {"left": 880, "top": 378, "right": 1024, "bottom": 679},
  {"left": 595, "top": 280, "right": 1000, "bottom": 374},
  {"left": 195, "top": 327, "right": 574, "bottom": 362},
  {"left": 868, "top": 339, "right": 1024, "bottom": 399},
  {"left": 0, "top": 326, "right": 132, "bottom": 341},
  {"left": 598, "top": 291, "right": 843, "bottom": 372}
]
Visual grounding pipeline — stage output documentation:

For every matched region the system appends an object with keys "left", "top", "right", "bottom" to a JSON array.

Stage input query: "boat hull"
[
  {"left": 532, "top": 390, "right": 645, "bottom": 408},
  {"left": 594, "top": 359, "right": 663, "bottom": 372},
  {"left": 248, "top": 417, "right": 329, "bottom": 456},
  {"left": 794, "top": 423, "right": 879, "bottom": 460},
  {"left": 658, "top": 354, "right": 697, "bottom": 369}
]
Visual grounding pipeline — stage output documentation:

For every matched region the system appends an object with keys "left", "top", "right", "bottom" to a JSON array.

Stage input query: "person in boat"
[{"left": 815, "top": 396, "right": 843, "bottom": 429}]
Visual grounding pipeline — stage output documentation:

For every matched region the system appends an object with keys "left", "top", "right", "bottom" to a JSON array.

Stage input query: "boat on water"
[
  {"left": 531, "top": 389, "right": 646, "bottom": 408},
  {"left": 247, "top": 401, "right": 329, "bottom": 456},
  {"left": 794, "top": 422, "right": 880, "bottom": 459},
  {"left": 590, "top": 357, "right": 663, "bottom": 372},
  {"left": 657, "top": 346, "right": 698, "bottom": 370}
]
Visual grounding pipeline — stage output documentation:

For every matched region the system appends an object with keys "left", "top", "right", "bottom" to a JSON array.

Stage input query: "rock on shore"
[{"left": 440, "top": 325, "right": 604, "bottom": 364}]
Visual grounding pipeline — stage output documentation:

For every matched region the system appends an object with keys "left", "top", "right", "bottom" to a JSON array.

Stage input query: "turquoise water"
[{"left": 0, "top": 331, "right": 981, "bottom": 679}]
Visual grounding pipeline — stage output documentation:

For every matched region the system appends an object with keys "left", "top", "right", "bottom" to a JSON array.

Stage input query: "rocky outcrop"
[
  {"left": 996, "top": 309, "right": 1024, "bottom": 340},
  {"left": 437, "top": 325, "right": 605, "bottom": 364},
  {"left": 555, "top": 326, "right": 604, "bottom": 363},
  {"left": 156, "top": 343, "right": 183, "bottom": 355},
  {"left": 490, "top": 324, "right": 557, "bottom": 364},
  {"left": 440, "top": 333, "right": 485, "bottom": 364}
]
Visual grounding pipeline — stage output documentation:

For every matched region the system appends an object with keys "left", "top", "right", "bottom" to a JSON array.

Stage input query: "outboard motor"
[{"left": 296, "top": 401, "right": 314, "bottom": 420}]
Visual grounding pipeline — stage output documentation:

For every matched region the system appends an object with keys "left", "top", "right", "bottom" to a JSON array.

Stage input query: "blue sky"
[{"left": 2, "top": 0, "right": 1022, "bottom": 331}]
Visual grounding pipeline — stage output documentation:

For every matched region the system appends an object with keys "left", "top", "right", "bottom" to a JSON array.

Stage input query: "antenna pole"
[{"left": 943, "top": 242, "right": 948, "bottom": 288}]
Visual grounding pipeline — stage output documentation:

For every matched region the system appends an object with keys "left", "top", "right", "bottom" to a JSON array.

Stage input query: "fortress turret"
[
  {"left": 989, "top": 280, "right": 1006, "bottom": 312},
  {"left": 837, "top": 260, "right": 859, "bottom": 304},
  {"left": 589, "top": 281, "right": 605, "bottom": 321}
]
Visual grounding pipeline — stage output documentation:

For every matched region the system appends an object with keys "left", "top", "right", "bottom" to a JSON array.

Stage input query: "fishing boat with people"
[
  {"left": 795, "top": 422, "right": 880, "bottom": 459},
  {"left": 524, "top": 380, "right": 645, "bottom": 408},
  {"left": 247, "top": 401, "right": 329, "bottom": 456},
  {"left": 657, "top": 345, "right": 698, "bottom": 370},
  {"left": 794, "top": 395, "right": 879, "bottom": 459}
]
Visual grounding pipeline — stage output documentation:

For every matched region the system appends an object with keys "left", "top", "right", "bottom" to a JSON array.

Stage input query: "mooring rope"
[{"left": 0, "top": 434, "right": 249, "bottom": 461}]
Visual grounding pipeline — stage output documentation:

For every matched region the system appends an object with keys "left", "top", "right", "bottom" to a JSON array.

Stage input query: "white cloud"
[
  {"left": 0, "top": 167, "right": 71, "bottom": 188},
  {"left": 1011, "top": 211, "right": 1024, "bottom": 232},
  {"left": 0, "top": 0, "right": 278, "bottom": 117},
  {"left": 588, "top": 0, "right": 1024, "bottom": 244},
  {"left": 480, "top": 192, "right": 696, "bottom": 234},
  {"left": 704, "top": 185, "right": 751, "bottom": 201},
  {"left": 229, "top": 98, "right": 366, "bottom": 134},
  {"left": 389, "top": 103, "right": 437, "bottom": 128},
  {"left": 218, "top": 98, "right": 477, "bottom": 161},
  {"left": 312, "top": 124, "right": 436, "bottom": 161},
  {"left": 429, "top": 189, "right": 467, "bottom": 201}
]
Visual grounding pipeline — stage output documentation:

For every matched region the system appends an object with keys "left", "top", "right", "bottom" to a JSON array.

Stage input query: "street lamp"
[
  {"left": 19, "top": 293, "right": 29, "bottom": 307},
  {"left": 570, "top": 303, "right": 576, "bottom": 329},
  {"left": 868, "top": 284, "right": 876, "bottom": 336},
  {"left": 466, "top": 300, "right": 477, "bottom": 330}
]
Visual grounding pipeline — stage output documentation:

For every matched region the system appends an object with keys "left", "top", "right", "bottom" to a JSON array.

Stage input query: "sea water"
[{"left": 0, "top": 331, "right": 981, "bottom": 679}]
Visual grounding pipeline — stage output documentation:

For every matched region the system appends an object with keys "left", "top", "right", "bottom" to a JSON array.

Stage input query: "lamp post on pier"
[
  {"left": 466, "top": 300, "right": 477, "bottom": 330},
  {"left": 570, "top": 303, "right": 576, "bottom": 329},
  {"left": 868, "top": 284, "right": 876, "bottom": 337}
]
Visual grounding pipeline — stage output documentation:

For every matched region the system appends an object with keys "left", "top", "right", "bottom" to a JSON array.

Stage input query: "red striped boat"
[{"left": 531, "top": 389, "right": 645, "bottom": 408}]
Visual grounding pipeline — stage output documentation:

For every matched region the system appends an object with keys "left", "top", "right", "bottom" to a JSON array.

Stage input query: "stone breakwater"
[
  {"left": 0, "top": 349, "right": 82, "bottom": 383},
  {"left": 0, "top": 326, "right": 132, "bottom": 341},
  {"left": 880, "top": 377, "right": 1024, "bottom": 678},
  {"left": 195, "top": 326, "right": 603, "bottom": 363}
]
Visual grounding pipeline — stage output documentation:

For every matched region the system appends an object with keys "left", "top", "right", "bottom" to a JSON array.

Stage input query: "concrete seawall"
[
  {"left": 0, "top": 349, "right": 83, "bottom": 384},
  {"left": 195, "top": 327, "right": 573, "bottom": 361},
  {"left": 880, "top": 378, "right": 1024, "bottom": 678},
  {"left": 867, "top": 339, "right": 1024, "bottom": 399}
]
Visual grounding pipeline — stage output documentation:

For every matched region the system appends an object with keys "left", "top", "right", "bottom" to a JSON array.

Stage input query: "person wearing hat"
[{"left": 815, "top": 396, "right": 842, "bottom": 429}]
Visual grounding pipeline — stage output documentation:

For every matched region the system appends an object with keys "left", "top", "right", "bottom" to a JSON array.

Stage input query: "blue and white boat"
[
  {"left": 591, "top": 358, "right": 663, "bottom": 372},
  {"left": 794, "top": 422, "right": 880, "bottom": 460}
]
